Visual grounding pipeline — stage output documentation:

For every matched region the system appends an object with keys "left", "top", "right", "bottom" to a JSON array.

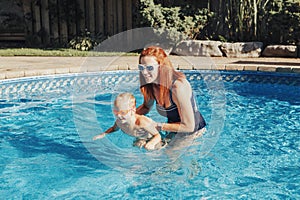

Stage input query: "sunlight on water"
[{"left": 0, "top": 71, "right": 299, "bottom": 199}]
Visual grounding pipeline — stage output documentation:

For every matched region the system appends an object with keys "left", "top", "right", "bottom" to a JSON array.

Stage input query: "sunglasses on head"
[{"left": 138, "top": 64, "right": 159, "bottom": 71}]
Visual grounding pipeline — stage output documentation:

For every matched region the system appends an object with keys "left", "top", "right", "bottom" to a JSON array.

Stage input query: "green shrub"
[
  {"left": 69, "top": 29, "right": 100, "bottom": 51},
  {"left": 267, "top": 0, "right": 300, "bottom": 45},
  {"left": 202, "top": 0, "right": 300, "bottom": 45},
  {"left": 139, "top": 0, "right": 211, "bottom": 45}
]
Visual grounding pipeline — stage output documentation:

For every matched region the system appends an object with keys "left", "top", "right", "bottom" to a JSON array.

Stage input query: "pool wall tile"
[
  {"left": 69, "top": 67, "right": 82, "bottom": 73},
  {"left": 5, "top": 70, "right": 25, "bottom": 79},
  {"left": 118, "top": 65, "right": 129, "bottom": 70},
  {"left": 178, "top": 65, "right": 193, "bottom": 70},
  {"left": 276, "top": 67, "right": 292, "bottom": 73},
  {"left": 106, "top": 65, "right": 119, "bottom": 71},
  {"left": 128, "top": 65, "right": 137, "bottom": 70},
  {"left": 214, "top": 64, "right": 226, "bottom": 70},
  {"left": 25, "top": 70, "right": 41, "bottom": 77},
  {"left": 87, "top": 66, "right": 103, "bottom": 72},
  {"left": 42, "top": 68, "right": 56, "bottom": 75},
  {"left": 225, "top": 65, "right": 244, "bottom": 71},
  {"left": 55, "top": 67, "right": 70, "bottom": 74},
  {"left": 292, "top": 68, "right": 300, "bottom": 73},
  {"left": 243, "top": 65, "right": 258, "bottom": 71},
  {"left": 0, "top": 71, "right": 5, "bottom": 79},
  {"left": 258, "top": 66, "right": 277, "bottom": 72},
  {"left": 193, "top": 64, "right": 211, "bottom": 70}
]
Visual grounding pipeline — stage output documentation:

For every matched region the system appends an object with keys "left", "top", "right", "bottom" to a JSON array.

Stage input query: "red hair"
[{"left": 139, "top": 46, "right": 185, "bottom": 106}]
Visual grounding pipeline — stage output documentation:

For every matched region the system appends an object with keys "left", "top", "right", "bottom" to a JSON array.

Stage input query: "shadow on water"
[
  {"left": 224, "top": 81, "right": 300, "bottom": 105},
  {"left": 1, "top": 128, "right": 109, "bottom": 173}
]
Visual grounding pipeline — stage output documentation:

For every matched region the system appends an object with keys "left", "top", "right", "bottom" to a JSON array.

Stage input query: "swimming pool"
[{"left": 0, "top": 71, "right": 299, "bottom": 199}]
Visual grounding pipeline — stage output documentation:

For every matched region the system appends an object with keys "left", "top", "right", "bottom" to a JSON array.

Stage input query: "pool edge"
[{"left": 0, "top": 56, "right": 299, "bottom": 80}]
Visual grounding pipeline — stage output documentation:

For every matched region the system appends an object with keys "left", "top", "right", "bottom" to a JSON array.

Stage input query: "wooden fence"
[
  {"left": 1, "top": 0, "right": 211, "bottom": 46},
  {"left": 1, "top": 0, "right": 298, "bottom": 47},
  {"left": 20, "top": 0, "right": 142, "bottom": 45}
]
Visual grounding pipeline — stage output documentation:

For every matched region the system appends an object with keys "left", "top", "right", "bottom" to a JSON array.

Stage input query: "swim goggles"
[
  {"left": 113, "top": 109, "right": 132, "bottom": 116},
  {"left": 138, "top": 64, "right": 159, "bottom": 71}
]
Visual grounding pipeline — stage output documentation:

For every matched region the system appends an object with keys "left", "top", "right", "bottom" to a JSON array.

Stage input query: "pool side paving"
[{"left": 0, "top": 56, "right": 299, "bottom": 80}]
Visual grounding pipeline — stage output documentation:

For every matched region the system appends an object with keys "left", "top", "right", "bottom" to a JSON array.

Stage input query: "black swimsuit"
[{"left": 156, "top": 87, "right": 206, "bottom": 133}]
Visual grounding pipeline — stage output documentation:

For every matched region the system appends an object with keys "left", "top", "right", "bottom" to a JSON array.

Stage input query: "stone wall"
[{"left": 170, "top": 40, "right": 299, "bottom": 58}]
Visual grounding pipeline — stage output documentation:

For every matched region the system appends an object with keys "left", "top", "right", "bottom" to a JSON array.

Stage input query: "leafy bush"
[
  {"left": 139, "top": 0, "right": 211, "bottom": 45},
  {"left": 202, "top": 0, "right": 299, "bottom": 45},
  {"left": 69, "top": 29, "right": 99, "bottom": 51},
  {"left": 267, "top": 0, "right": 300, "bottom": 45}
]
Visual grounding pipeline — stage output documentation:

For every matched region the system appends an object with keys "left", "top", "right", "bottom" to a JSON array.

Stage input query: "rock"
[
  {"left": 144, "top": 43, "right": 174, "bottom": 55},
  {"left": 172, "top": 40, "right": 223, "bottom": 57},
  {"left": 262, "top": 45, "right": 297, "bottom": 58},
  {"left": 220, "top": 42, "right": 263, "bottom": 58}
]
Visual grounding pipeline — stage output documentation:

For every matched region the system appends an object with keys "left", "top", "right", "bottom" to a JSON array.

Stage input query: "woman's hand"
[{"left": 155, "top": 122, "right": 164, "bottom": 131}]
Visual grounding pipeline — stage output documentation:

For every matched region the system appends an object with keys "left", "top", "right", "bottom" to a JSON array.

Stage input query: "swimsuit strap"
[
  {"left": 168, "top": 78, "right": 179, "bottom": 106},
  {"left": 169, "top": 88, "right": 176, "bottom": 106}
]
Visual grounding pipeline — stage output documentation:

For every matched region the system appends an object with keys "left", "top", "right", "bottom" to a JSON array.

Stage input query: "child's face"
[{"left": 113, "top": 101, "right": 133, "bottom": 123}]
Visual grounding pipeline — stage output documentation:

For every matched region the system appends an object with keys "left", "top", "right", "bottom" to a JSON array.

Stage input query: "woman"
[{"left": 136, "top": 46, "right": 206, "bottom": 149}]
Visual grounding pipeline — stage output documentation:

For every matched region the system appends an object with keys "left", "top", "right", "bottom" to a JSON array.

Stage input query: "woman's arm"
[
  {"left": 158, "top": 79, "right": 196, "bottom": 133},
  {"left": 136, "top": 98, "right": 154, "bottom": 115},
  {"left": 93, "top": 122, "right": 119, "bottom": 140}
]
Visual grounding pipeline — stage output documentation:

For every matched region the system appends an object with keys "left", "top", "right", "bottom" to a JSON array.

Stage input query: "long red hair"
[{"left": 139, "top": 46, "right": 185, "bottom": 106}]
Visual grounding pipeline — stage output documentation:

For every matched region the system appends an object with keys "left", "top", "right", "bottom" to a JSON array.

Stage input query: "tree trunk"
[
  {"left": 253, "top": 0, "right": 258, "bottom": 38},
  {"left": 41, "top": 0, "right": 50, "bottom": 44}
]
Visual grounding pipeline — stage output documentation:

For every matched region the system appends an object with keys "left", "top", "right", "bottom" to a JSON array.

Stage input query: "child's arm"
[
  {"left": 93, "top": 122, "right": 119, "bottom": 140},
  {"left": 144, "top": 132, "right": 161, "bottom": 150},
  {"left": 139, "top": 116, "right": 162, "bottom": 150}
]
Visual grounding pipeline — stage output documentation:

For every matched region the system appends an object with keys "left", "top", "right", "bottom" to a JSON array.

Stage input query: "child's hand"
[
  {"left": 93, "top": 133, "right": 106, "bottom": 140},
  {"left": 144, "top": 142, "right": 155, "bottom": 150},
  {"left": 133, "top": 139, "right": 147, "bottom": 148}
]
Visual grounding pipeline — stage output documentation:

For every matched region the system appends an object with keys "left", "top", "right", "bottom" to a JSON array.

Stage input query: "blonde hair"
[
  {"left": 139, "top": 46, "right": 185, "bottom": 106},
  {"left": 114, "top": 92, "right": 136, "bottom": 109}
]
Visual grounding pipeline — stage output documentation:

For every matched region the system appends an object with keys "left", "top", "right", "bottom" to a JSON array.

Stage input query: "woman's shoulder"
[{"left": 172, "top": 77, "right": 191, "bottom": 91}]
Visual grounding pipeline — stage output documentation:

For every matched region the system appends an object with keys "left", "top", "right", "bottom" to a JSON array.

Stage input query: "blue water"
[{"left": 0, "top": 71, "right": 299, "bottom": 199}]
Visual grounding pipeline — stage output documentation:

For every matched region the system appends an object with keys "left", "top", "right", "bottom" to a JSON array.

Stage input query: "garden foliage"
[
  {"left": 1, "top": 0, "right": 299, "bottom": 48},
  {"left": 139, "top": 0, "right": 300, "bottom": 45},
  {"left": 138, "top": 0, "right": 211, "bottom": 45}
]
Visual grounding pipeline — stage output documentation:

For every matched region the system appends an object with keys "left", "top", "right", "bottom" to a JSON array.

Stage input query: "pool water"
[{"left": 0, "top": 71, "right": 299, "bottom": 199}]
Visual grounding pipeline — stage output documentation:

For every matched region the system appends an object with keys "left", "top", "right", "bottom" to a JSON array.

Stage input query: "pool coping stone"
[{"left": 0, "top": 56, "right": 299, "bottom": 80}]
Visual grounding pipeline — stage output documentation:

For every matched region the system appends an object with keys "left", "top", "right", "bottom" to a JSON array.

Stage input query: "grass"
[{"left": 0, "top": 48, "right": 139, "bottom": 56}]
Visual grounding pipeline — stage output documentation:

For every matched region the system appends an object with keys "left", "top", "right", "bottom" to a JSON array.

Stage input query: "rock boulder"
[
  {"left": 172, "top": 40, "right": 223, "bottom": 57},
  {"left": 220, "top": 42, "right": 263, "bottom": 58},
  {"left": 262, "top": 45, "right": 297, "bottom": 58}
]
